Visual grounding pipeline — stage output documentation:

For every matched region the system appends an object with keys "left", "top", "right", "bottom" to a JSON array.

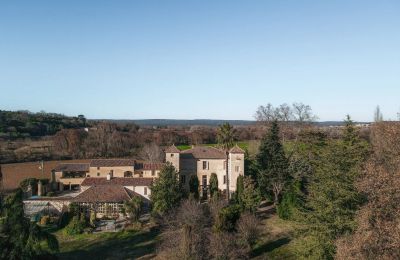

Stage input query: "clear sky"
[{"left": 1, "top": 1, "right": 400, "bottom": 121}]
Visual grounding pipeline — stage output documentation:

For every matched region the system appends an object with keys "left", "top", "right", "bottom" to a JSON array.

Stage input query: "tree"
[
  {"left": 150, "top": 162, "right": 183, "bottom": 215},
  {"left": 124, "top": 196, "right": 143, "bottom": 222},
  {"left": 217, "top": 123, "right": 236, "bottom": 200},
  {"left": 209, "top": 173, "right": 219, "bottom": 199},
  {"left": 374, "top": 105, "right": 383, "bottom": 122},
  {"left": 0, "top": 189, "right": 59, "bottom": 259},
  {"left": 292, "top": 102, "right": 317, "bottom": 123},
  {"left": 139, "top": 142, "right": 164, "bottom": 163},
  {"left": 296, "top": 116, "right": 368, "bottom": 259},
  {"left": 235, "top": 175, "right": 244, "bottom": 207},
  {"left": 241, "top": 176, "right": 261, "bottom": 213},
  {"left": 257, "top": 120, "right": 290, "bottom": 204},
  {"left": 336, "top": 122, "right": 400, "bottom": 259},
  {"left": 158, "top": 199, "right": 211, "bottom": 260},
  {"left": 188, "top": 175, "right": 199, "bottom": 200}
]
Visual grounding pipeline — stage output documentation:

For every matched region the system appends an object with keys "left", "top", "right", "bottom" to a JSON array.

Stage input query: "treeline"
[{"left": 0, "top": 110, "right": 87, "bottom": 139}]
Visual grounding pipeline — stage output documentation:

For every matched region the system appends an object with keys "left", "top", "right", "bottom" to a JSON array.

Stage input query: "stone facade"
[{"left": 165, "top": 145, "right": 245, "bottom": 196}]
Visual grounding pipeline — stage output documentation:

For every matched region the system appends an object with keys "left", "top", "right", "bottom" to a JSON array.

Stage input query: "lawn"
[
  {"left": 251, "top": 206, "right": 299, "bottom": 259},
  {"left": 54, "top": 227, "right": 160, "bottom": 260}
]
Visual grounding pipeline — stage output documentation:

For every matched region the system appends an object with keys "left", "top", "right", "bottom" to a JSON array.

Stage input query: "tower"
[{"left": 165, "top": 145, "right": 180, "bottom": 171}]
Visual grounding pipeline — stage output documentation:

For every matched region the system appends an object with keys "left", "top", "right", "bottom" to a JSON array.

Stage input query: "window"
[
  {"left": 202, "top": 161, "right": 208, "bottom": 170},
  {"left": 87, "top": 175, "right": 90, "bottom": 177},
  {"left": 223, "top": 175, "right": 227, "bottom": 184},
  {"left": 151, "top": 170, "right": 155, "bottom": 176},
  {"left": 97, "top": 167, "right": 100, "bottom": 170},
  {"left": 124, "top": 171, "right": 133, "bottom": 178},
  {"left": 180, "top": 175, "right": 186, "bottom": 184},
  {"left": 223, "top": 161, "right": 226, "bottom": 170},
  {"left": 144, "top": 187, "right": 147, "bottom": 195},
  {"left": 97, "top": 172, "right": 100, "bottom": 176},
  {"left": 139, "top": 172, "right": 143, "bottom": 178},
  {"left": 171, "top": 154, "right": 174, "bottom": 157},
  {"left": 235, "top": 166, "right": 240, "bottom": 172}
]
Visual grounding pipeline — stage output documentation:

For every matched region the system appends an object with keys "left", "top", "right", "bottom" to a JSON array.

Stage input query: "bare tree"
[
  {"left": 254, "top": 103, "right": 277, "bottom": 122},
  {"left": 158, "top": 199, "right": 211, "bottom": 260},
  {"left": 292, "top": 102, "right": 317, "bottom": 123},
  {"left": 139, "top": 143, "right": 164, "bottom": 162},
  {"left": 276, "top": 103, "right": 294, "bottom": 122}
]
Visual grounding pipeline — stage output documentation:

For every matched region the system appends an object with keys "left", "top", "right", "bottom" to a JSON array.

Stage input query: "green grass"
[
  {"left": 54, "top": 227, "right": 160, "bottom": 260},
  {"left": 252, "top": 214, "right": 299, "bottom": 259}
]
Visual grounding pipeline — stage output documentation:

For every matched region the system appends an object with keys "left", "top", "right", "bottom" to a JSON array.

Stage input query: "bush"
[
  {"left": 64, "top": 216, "right": 87, "bottom": 235},
  {"left": 47, "top": 192, "right": 55, "bottom": 197},
  {"left": 237, "top": 213, "right": 260, "bottom": 248},
  {"left": 214, "top": 204, "right": 241, "bottom": 232}
]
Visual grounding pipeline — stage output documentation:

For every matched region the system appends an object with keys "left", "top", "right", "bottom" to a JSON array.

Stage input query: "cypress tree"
[
  {"left": 209, "top": 173, "right": 219, "bottom": 199},
  {"left": 188, "top": 175, "right": 199, "bottom": 200}
]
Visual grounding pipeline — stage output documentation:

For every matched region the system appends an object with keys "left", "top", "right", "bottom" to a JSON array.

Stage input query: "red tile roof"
[
  {"left": 135, "top": 162, "right": 164, "bottom": 171},
  {"left": 229, "top": 145, "right": 245, "bottom": 154},
  {"left": 165, "top": 145, "right": 180, "bottom": 153},
  {"left": 90, "top": 159, "right": 136, "bottom": 167},
  {"left": 73, "top": 185, "right": 139, "bottom": 203},
  {"left": 81, "top": 177, "right": 153, "bottom": 187},
  {"left": 53, "top": 163, "right": 90, "bottom": 172},
  {"left": 181, "top": 146, "right": 226, "bottom": 159}
]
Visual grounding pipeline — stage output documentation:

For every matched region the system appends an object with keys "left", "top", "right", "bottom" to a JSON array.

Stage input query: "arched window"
[{"left": 124, "top": 171, "right": 133, "bottom": 178}]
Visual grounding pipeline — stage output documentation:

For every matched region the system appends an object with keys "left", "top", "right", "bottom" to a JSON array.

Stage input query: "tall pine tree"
[
  {"left": 296, "top": 116, "right": 368, "bottom": 259},
  {"left": 257, "top": 120, "right": 290, "bottom": 204}
]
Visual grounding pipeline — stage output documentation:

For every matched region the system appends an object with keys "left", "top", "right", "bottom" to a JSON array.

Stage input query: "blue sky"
[{"left": 1, "top": 1, "right": 399, "bottom": 121}]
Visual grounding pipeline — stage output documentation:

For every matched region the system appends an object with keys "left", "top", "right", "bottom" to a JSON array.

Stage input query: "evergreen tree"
[
  {"left": 296, "top": 116, "right": 368, "bottom": 259},
  {"left": 235, "top": 175, "right": 244, "bottom": 206},
  {"left": 209, "top": 173, "right": 219, "bottom": 199},
  {"left": 257, "top": 120, "right": 290, "bottom": 204},
  {"left": 241, "top": 176, "right": 261, "bottom": 213},
  {"left": 188, "top": 175, "right": 199, "bottom": 200},
  {"left": 0, "top": 189, "right": 59, "bottom": 259},
  {"left": 150, "top": 162, "right": 183, "bottom": 215}
]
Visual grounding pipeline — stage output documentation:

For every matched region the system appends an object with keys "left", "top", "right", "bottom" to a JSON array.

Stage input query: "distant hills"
[{"left": 93, "top": 119, "right": 371, "bottom": 127}]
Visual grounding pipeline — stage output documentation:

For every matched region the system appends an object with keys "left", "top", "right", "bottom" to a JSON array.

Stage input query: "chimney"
[{"left": 38, "top": 180, "right": 43, "bottom": 196}]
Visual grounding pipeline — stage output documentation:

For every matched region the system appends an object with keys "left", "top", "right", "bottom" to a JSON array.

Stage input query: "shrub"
[
  {"left": 214, "top": 204, "right": 241, "bottom": 232},
  {"left": 47, "top": 192, "right": 55, "bottom": 197},
  {"left": 64, "top": 216, "right": 87, "bottom": 235},
  {"left": 237, "top": 213, "right": 260, "bottom": 248}
]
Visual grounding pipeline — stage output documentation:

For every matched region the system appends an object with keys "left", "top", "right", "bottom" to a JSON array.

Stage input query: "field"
[{"left": 1, "top": 159, "right": 90, "bottom": 191}]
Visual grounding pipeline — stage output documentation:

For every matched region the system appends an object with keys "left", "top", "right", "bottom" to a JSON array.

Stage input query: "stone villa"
[
  {"left": 165, "top": 144, "right": 245, "bottom": 197},
  {"left": 25, "top": 145, "right": 245, "bottom": 219}
]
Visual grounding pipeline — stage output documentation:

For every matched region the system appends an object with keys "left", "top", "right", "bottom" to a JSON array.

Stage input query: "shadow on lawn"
[
  {"left": 57, "top": 228, "right": 160, "bottom": 260},
  {"left": 251, "top": 237, "right": 291, "bottom": 257}
]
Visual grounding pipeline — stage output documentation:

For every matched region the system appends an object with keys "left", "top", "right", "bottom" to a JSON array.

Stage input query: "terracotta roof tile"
[
  {"left": 53, "top": 163, "right": 89, "bottom": 172},
  {"left": 135, "top": 162, "right": 164, "bottom": 171},
  {"left": 165, "top": 145, "right": 180, "bottom": 153},
  {"left": 73, "top": 185, "right": 137, "bottom": 203},
  {"left": 81, "top": 177, "right": 153, "bottom": 187},
  {"left": 90, "top": 159, "right": 136, "bottom": 167},
  {"left": 180, "top": 146, "right": 226, "bottom": 159},
  {"left": 229, "top": 145, "right": 245, "bottom": 154}
]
